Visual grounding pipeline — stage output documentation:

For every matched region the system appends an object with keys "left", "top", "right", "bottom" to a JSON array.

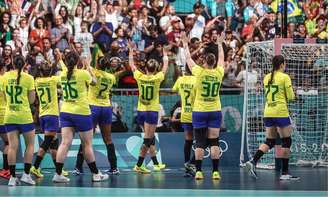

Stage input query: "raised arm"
[
  {"left": 128, "top": 40, "right": 137, "bottom": 71},
  {"left": 161, "top": 45, "right": 169, "bottom": 74},
  {"left": 217, "top": 33, "right": 225, "bottom": 68},
  {"left": 181, "top": 32, "right": 196, "bottom": 72}
]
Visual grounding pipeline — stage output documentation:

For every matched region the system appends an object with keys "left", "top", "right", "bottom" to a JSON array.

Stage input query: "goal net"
[{"left": 240, "top": 41, "right": 328, "bottom": 168}]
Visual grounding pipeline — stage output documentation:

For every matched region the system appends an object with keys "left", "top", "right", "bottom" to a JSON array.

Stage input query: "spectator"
[
  {"left": 92, "top": 11, "right": 114, "bottom": 52},
  {"left": 2, "top": 44, "right": 13, "bottom": 70},
  {"left": 73, "top": 3, "right": 84, "bottom": 34},
  {"left": 43, "top": 37, "right": 54, "bottom": 63},
  {"left": 0, "top": 11, "right": 13, "bottom": 47},
  {"left": 114, "top": 26, "right": 128, "bottom": 60},
  {"left": 189, "top": 2, "right": 206, "bottom": 40},
  {"left": 29, "top": 17, "right": 50, "bottom": 51},
  {"left": 159, "top": 4, "right": 183, "bottom": 33},
  {"left": 74, "top": 20, "right": 93, "bottom": 58},
  {"left": 51, "top": 15, "right": 71, "bottom": 52},
  {"left": 6, "top": 28, "right": 23, "bottom": 55}
]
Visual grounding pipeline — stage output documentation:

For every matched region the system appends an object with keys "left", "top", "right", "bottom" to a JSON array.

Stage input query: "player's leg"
[
  {"left": 277, "top": 118, "right": 299, "bottom": 180},
  {"left": 245, "top": 118, "right": 278, "bottom": 178},
  {"left": 0, "top": 132, "right": 10, "bottom": 179},
  {"left": 53, "top": 126, "right": 73, "bottom": 183},
  {"left": 149, "top": 137, "right": 166, "bottom": 171},
  {"left": 183, "top": 124, "right": 195, "bottom": 176},
  {"left": 20, "top": 125, "right": 36, "bottom": 185},
  {"left": 79, "top": 129, "right": 108, "bottom": 182},
  {"left": 208, "top": 128, "right": 221, "bottom": 180},
  {"left": 7, "top": 127, "right": 21, "bottom": 186},
  {"left": 99, "top": 106, "right": 119, "bottom": 175}
]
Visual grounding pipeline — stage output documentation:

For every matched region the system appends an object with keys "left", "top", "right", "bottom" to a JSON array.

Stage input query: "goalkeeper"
[{"left": 245, "top": 55, "right": 300, "bottom": 181}]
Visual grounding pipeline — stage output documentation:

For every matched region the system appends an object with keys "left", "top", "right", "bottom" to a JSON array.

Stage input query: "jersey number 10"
[{"left": 141, "top": 85, "right": 154, "bottom": 101}]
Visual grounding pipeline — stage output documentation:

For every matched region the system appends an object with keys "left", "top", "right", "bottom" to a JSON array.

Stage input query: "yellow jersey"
[
  {"left": 88, "top": 68, "right": 116, "bottom": 107},
  {"left": 60, "top": 69, "right": 92, "bottom": 115},
  {"left": 35, "top": 76, "right": 60, "bottom": 117},
  {"left": 133, "top": 70, "right": 164, "bottom": 112},
  {"left": 2, "top": 71, "right": 35, "bottom": 124},
  {"left": 172, "top": 76, "right": 196, "bottom": 123},
  {"left": 263, "top": 71, "right": 295, "bottom": 117},
  {"left": 192, "top": 65, "right": 224, "bottom": 112},
  {"left": 0, "top": 77, "right": 6, "bottom": 125}
]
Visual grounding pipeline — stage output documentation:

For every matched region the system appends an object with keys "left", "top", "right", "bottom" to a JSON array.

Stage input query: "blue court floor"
[{"left": 0, "top": 167, "right": 327, "bottom": 197}]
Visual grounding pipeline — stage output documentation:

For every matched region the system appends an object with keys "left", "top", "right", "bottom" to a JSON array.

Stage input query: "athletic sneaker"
[
  {"left": 245, "top": 161, "right": 258, "bottom": 179},
  {"left": 133, "top": 165, "right": 151, "bottom": 174},
  {"left": 62, "top": 169, "right": 69, "bottom": 177},
  {"left": 195, "top": 171, "right": 204, "bottom": 180},
  {"left": 8, "top": 176, "right": 20, "bottom": 186},
  {"left": 0, "top": 169, "right": 11, "bottom": 179},
  {"left": 153, "top": 163, "right": 166, "bottom": 171},
  {"left": 31, "top": 166, "right": 44, "bottom": 178},
  {"left": 105, "top": 168, "right": 120, "bottom": 175},
  {"left": 212, "top": 171, "right": 221, "bottom": 180},
  {"left": 72, "top": 168, "right": 83, "bottom": 176},
  {"left": 20, "top": 173, "right": 36, "bottom": 185},
  {"left": 184, "top": 163, "right": 196, "bottom": 174},
  {"left": 280, "top": 174, "right": 300, "bottom": 181},
  {"left": 52, "top": 173, "right": 70, "bottom": 183},
  {"left": 92, "top": 172, "right": 109, "bottom": 182}
]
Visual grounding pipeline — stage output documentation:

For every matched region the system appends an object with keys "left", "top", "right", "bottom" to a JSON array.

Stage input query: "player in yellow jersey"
[
  {"left": 0, "top": 58, "right": 10, "bottom": 179},
  {"left": 182, "top": 32, "right": 225, "bottom": 180},
  {"left": 88, "top": 56, "right": 119, "bottom": 175},
  {"left": 52, "top": 52, "right": 108, "bottom": 183},
  {"left": 128, "top": 41, "right": 168, "bottom": 174},
  {"left": 172, "top": 70, "right": 196, "bottom": 176},
  {"left": 2, "top": 55, "right": 36, "bottom": 186},
  {"left": 246, "top": 55, "right": 299, "bottom": 181},
  {"left": 30, "top": 62, "right": 68, "bottom": 178}
]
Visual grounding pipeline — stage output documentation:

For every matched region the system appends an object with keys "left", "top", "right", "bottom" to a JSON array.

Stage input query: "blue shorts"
[
  {"left": 192, "top": 111, "right": 222, "bottom": 129},
  {"left": 5, "top": 123, "right": 35, "bottom": 133},
  {"left": 90, "top": 105, "right": 113, "bottom": 126},
  {"left": 182, "top": 123, "right": 193, "bottom": 132},
  {"left": 263, "top": 117, "right": 291, "bottom": 128},
  {"left": 40, "top": 115, "right": 60, "bottom": 133},
  {"left": 60, "top": 112, "right": 93, "bottom": 132},
  {"left": 137, "top": 111, "right": 158, "bottom": 125},
  {"left": 0, "top": 125, "right": 6, "bottom": 133}
]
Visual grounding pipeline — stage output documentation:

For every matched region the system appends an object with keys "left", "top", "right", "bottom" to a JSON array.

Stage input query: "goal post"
[{"left": 240, "top": 39, "right": 328, "bottom": 168}]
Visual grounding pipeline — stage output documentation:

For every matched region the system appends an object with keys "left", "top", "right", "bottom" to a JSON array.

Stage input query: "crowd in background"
[{"left": 0, "top": 0, "right": 327, "bottom": 90}]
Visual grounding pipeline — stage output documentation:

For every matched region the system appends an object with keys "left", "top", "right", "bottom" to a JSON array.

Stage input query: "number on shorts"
[
  {"left": 62, "top": 81, "right": 78, "bottom": 100},
  {"left": 37, "top": 87, "right": 52, "bottom": 104},
  {"left": 6, "top": 85, "right": 23, "bottom": 104},
  {"left": 265, "top": 84, "right": 279, "bottom": 101},
  {"left": 201, "top": 82, "right": 220, "bottom": 97},
  {"left": 141, "top": 85, "right": 154, "bottom": 101}
]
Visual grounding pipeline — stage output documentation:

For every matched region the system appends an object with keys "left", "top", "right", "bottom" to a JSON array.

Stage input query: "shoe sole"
[
  {"left": 53, "top": 179, "right": 70, "bottom": 183},
  {"left": 20, "top": 180, "right": 35, "bottom": 185},
  {"left": 245, "top": 163, "right": 258, "bottom": 179},
  {"left": 31, "top": 172, "right": 44, "bottom": 178},
  {"left": 195, "top": 177, "right": 204, "bottom": 180},
  {"left": 92, "top": 177, "right": 109, "bottom": 182}
]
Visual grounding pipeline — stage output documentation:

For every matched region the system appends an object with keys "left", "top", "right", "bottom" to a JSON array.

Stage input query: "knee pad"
[
  {"left": 143, "top": 138, "right": 152, "bottom": 148},
  {"left": 185, "top": 140, "right": 193, "bottom": 146},
  {"left": 264, "top": 138, "right": 276, "bottom": 149},
  {"left": 40, "top": 135, "right": 55, "bottom": 151},
  {"left": 151, "top": 137, "right": 155, "bottom": 146},
  {"left": 195, "top": 129, "right": 207, "bottom": 149},
  {"left": 281, "top": 137, "right": 292, "bottom": 148},
  {"left": 208, "top": 138, "right": 219, "bottom": 147},
  {"left": 50, "top": 138, "right": 59, "bottom": 150},
  {"left": 4, "top": 141, "right": 9, "bottom": 146}
]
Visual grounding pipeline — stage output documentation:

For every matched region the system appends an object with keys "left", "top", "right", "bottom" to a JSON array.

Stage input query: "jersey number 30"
[{"left": 201, "top": 82, "right": 220, "bottom": 97}]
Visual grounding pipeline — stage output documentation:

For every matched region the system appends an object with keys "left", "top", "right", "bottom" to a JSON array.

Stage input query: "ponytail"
[
  {"left": 13, "top": 55, "right": 25, "bottom": 85},
  {"left": 65, "top": 51, "right": 79, "bottom": 81},
  {"left": 270, "top": 55, "right": 285, "bottom": 85}
]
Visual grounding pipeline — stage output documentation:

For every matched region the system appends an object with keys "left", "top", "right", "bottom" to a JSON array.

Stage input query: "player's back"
[
  {"left": 60, "top": 69, "right": 92, "bottom": 115},
  {"left": 2, "top": 70, "right": 35, "bottom": 124},
  {"left": 263, "top": 71, "right": 295, "bottom": 117}
]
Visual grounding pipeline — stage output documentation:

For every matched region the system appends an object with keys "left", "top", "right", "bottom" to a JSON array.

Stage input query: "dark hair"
[
  {"left": 190, "top": 37, "right": 200, "bottom": 44},
  {"left": 37, "top": 61, "right": 55, "bottom": 77},
  {"left": 98, "top": 56, "right": 111, "bottom": 71},
  {"left": 34, "top": 17, "right": 47, "bottom": 29},
  {"left": 13, "top": 55, "right": 25, "bottom": 84},
  {"left": 0, "top": 57, "right": 5, "bottom": 70},
  {"left": 204, "top": 53, "right": 216, "bottom": 68},
  {"left": 0, "top": 11, "right": 11, "bottom": 25},
  {"left": 65, "top": 52, "right": 79, "bottom": 81},
  {"left": 146, "top": 59, "right": 159, "bottom": 73},
  {"left": 59, "top": 6, "right": 69, "bottom": 24},
  {"left": 270, "top": 55, "right": 285, "bottom": 84}
]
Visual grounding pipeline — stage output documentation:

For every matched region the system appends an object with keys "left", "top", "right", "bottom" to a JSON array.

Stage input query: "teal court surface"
[{"left": 0, "top": 167, "right": 327, "bottom": 197}]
